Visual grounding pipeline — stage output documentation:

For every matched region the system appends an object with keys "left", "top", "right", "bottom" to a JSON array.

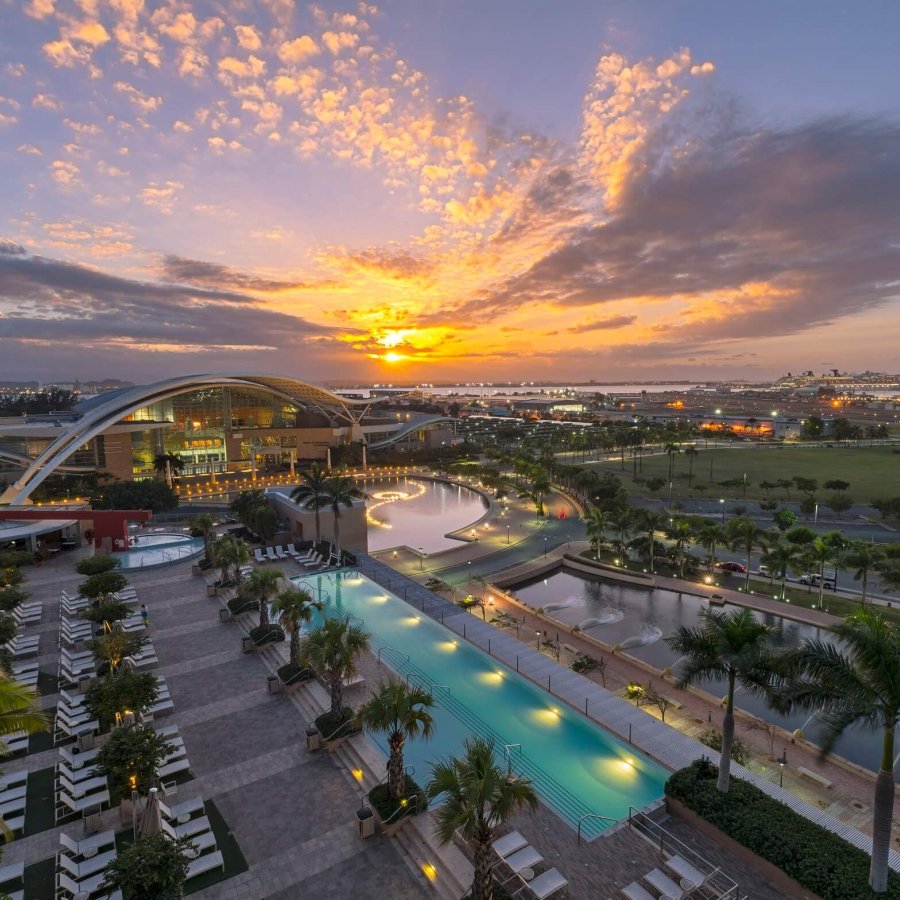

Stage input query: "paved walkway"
[{"left": 3, "top": 551, "right": 431, "bottom": 900}]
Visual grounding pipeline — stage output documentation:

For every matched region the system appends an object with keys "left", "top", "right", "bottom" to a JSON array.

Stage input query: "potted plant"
[
  {"left": 271, "top": 585, "right": 322, "bottom": 688},
  {"left": 100, "top": 831, "right": 192, "bottom": 899}
]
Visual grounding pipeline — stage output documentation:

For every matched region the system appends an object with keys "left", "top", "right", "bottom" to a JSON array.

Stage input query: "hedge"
[{"left": 665, "top": 759, "right": 900, "bottom": 899}]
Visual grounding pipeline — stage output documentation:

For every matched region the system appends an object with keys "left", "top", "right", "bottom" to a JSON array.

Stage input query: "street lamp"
[
  {"left": 536, "top": 630, "right": 541, "bottom": 650},
  {"left": 418, "top": 547, "right": 424, "bottom": 571},
  {"left": 814, "top": 503, "right": 819, "bottom": 527},
  {"left": 543, "top": 537, "right": 547, "bottom": 558},
  {"left": 719, "top": 498, "right": 725, "bottom": 525},
  {"left": 507, "top": 524, "right": 510, "bottom": 544},
  {"left": 779, "top": 749, "right": 788, "bottom": 788}
]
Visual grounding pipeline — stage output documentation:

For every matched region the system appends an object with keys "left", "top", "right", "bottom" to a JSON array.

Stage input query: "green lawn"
[{"left": 593, "top": 444, "right": 899, "bottom": 504}]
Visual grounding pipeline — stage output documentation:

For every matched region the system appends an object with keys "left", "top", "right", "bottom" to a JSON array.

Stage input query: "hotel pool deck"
[{"left": 292, "top": 568, "right": 670, "bottom": 840}]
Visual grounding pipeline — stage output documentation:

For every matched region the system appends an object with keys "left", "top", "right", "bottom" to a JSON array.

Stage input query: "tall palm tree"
[
  {"left": 636, "top": 509, "right": 667, "bottom": 574},
  {"left": 584, "top": 508, "right": 608, "bottom": 557},
  {"left": 301, "top": 618, "right": 370, "bottom": 719},
  {"left": 238, "top": 567, "right": 283, "bottom": 629},
  {"left": 684, "top": 446, "right": 698, "bottom": 486},
  {"left": 289, "top": 463, "right": 330, "bottom": 543},
  {"left": 697, "top": 522, "right": 726, "bottom": 575},
  {"left": 726, "top": 517, "right": 768, "bottom": 590},
  {"left": 807, "top": 537, "right": 836, "bottom": 609},
  {"left": 427, "top": 737, "right": 539, "bottom": 900},
  {"left": 762, "top": 541, "right": 802, "bottom": 600},
  {"left": 844, "top": 541, "right": 884, "bottom": 606},
  {"left": 210, "top": 533, "right": 250, "bottom": 585},
  {"left": 608, "top": 507, "right": 634, "bottom": 559},
  {"left": 666, "top": 518, "right": 695, "bottom": 578},
  {"left": 667, "top": 608, "right": 778, "bottom": 793},
  {"left": 664, "top": 441, "right": 681, "bottom": 482},
  {"left": 190, "top": 513, "right": 215, "bottom": 564},
  {"left": 271, "top": 585, "right": 322, "bottom": 667},
  {"left": 152, "top": 453, "right": 184, "bottom": 487},
  {"left": 320, "top": 475, "right": 365, "bottom": 560},
  {"left": 359, "top": 679, "right": 434, "bottom": 800},
  {"left": 780, "top": 611, "right": 900, "bottom": 892}
]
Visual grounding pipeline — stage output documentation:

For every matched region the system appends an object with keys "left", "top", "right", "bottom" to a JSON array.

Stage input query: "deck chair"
[{"left": 517, "top": 868, "right": 568, "bottom": 899}]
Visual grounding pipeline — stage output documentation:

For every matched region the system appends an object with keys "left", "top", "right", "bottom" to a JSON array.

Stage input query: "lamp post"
[
  {"left": 536, "top": 630, "right": 541, "bottom": 650},
  {"left": 719, "top": 498, "right": 725, "bottom": 525},
  {"left": 507, "top": 524, "right": 510, "bottom": 544},
  {"left": 543, "top": 537, "right": 547, "bottom": 558},
  {"left": 418, "top": 547, "right": 424, "bottom": 571},
  {"left": 467, "top": 560, "right": 472, "bottom": 583},
  {"left": 779, "top": 748, "right": 787, "bottom": 788},
  {"left": 814, "top": 503, "right": 819, "bottom": 527}
]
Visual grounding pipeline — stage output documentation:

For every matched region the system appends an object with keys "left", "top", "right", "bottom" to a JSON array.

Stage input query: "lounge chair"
[
  {"left": 644, "top": 868, "right": 687, "bottom": 899},
  {"left": 294, "top": 546, "right": 318, "bottom": 562},
  {"left": 59, "top": 829, "right": 116, "bottom": 861},
  {"left": 664, "top": 856, "right": 710, "bottom": 890},
  {"left": 266, "top": 547, "right": 278, "bottom": 562},
  {"left": 254, "top": 548, "right": 266, "bottom": 563},
  {"left": 302, "top": 553, "right": 323, "bottom": 569},
  {"left": 274, "top": 545, "right": 287, "bottom": 559},
  {"left": 621, "top": 883, "right": 655, "bottom": 900},
  {"left": 58, "top": 848, "right": 117, "bottom": 879},
  {"left": 500, "top": 846, "right": 543, "bottom": 883},
  {"left": 186, "top": 850, "right": 224, "bottom": 879},
  {"left": 286, "top": 543, "right": 301, "bottom": 558},
  {"left": 492, "top": 831, "right": 528, "bottom": 860},
  {"left": 516, "top": 868, "right": 568, "bottom": 899}
]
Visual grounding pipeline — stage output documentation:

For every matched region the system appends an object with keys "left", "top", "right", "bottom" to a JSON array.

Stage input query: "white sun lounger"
[
  {"left": 274, "top": 545, "right": 287, "bottom": 559},
  {"left": 621, "top": 883, "right": 655, "bottom": 900},
  {"left": 59, "top": 829, "right": 116, "bottom": 862},
  {"left": 664, "top": 855, "right": 709, "bottom": 890},
  {"left": 186, "top": 850, "right": 224, "bottom": 879},
  {"left": 517, "top": 867, "right": 568, "bottom": 899},
  {"left": 492, "top": 831, "right": 528, "bottom": 860},
  {"left": 644, "top": 868, "right": 687, "bottom": 900},
  {"left": 254, "top": 548, "right": 266, "bottom": 563},
  {"left": 286, "top": 543, "right": 301, "bottom": 558},
  {"left": 266, "top": 547, "right": 278, "bottom": 561}
]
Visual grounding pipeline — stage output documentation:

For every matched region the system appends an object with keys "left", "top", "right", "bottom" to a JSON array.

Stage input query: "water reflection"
[{"left": 511, "top": 568, "right": 880, "bottom": 772}]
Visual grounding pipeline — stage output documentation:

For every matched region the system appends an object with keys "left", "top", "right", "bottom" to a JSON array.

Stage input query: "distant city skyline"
[{"left": 1, "top": 1, "right": 899, "bottom": 382}]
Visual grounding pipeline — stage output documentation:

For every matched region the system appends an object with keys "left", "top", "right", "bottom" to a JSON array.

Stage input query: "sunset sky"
[{"left": 1, "top": 1, "right": 899, "bottom": 384}]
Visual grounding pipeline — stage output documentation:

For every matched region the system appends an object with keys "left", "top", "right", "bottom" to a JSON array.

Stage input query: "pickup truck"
[{"left": 798, "top": 573, "right": 835, "bottom": 590}]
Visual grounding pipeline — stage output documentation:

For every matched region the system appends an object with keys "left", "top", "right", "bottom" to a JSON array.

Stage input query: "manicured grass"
[
  {"left": 592, "top": 444, "right": 899, "bottom": 504},
  {"left": 184, "top": 799, "right": 248, "bottom": 894},
  {"left": 36, "top": 670, "right": 59, "bottom": 696},
  {"left": 24, "top": 766, "right": 56, "bottom": 836}
]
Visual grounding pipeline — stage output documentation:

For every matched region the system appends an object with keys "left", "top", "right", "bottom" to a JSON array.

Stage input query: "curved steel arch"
[
  {"left": 366, "top": 415, "right": 456, "bottom": 450},
  {"left": 0, "top": 373, "right": 375, "bottom": 506}
]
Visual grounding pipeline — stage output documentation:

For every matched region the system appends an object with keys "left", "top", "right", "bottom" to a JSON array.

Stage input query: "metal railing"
[
  {"left": 577, "top": 812, "right": 619, "bottom": 844},
  {"left": 251, "top": 625, "right": 282, "bottom": 646}
]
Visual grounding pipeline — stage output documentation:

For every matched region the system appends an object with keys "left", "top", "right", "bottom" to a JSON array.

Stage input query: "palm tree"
[
  {"left": 238, "top": 567, "right": 283, "bottom": 629},
  {"left": 762, "top": 541, "right": 802, "bottom": 600},
  {"left": 359, "top": 679, "right": 435, "bottom": 800},
  {"left": 844, "top": 541, "right": 884, "bottom": 606},
  {"left": 726, "top": 517, "right": 768, "bottom": 590},
  {"left": 289, "top": 463, "right": 330, "bottom": 543},
  {"left": 667, "top": 608, "right": 778, "bottom": 793},
  {"left": 301, "top": 617, "right": 370, "bottom": 719},
  {"left": 664, "top": 441, "right": 681, "bottom": 482},
  {"left": 636, "top": 509, "right": 666, "bottom": 574},
  {"left": 696, "top": 522, "right": 726, "bottom": 575},
  {"left": 190, "top": 513, "right": 215, "bottom": 564},
  {"left": 608, "top": 507, "right": 634, "bottom": 559},
  {"left": 584, "top": 508, "right": 608, "bottom": 557},
  {"left": 684, "top": 446, "right": 698, "bottom": 486},
  {"left": 807, "top": 537, "right": 836, "bottom": 609},
  {"left": 427, "top": 737, "right": 539, "bottom": 900},
  {"left": 271, "top": 585, "right": 322, "bottom": 668},
  {"left": 780, "top": 610, "right": 900, "bottom": 892},
  {"left": 666, "top": 518, "right": 694, "bottom": 577},
  {"left": 320, "top": 475, "right": 365, "bottom": 560},
  {"left": 152, "top": 453, "right": 183, "bottom": 487},
  {"left": 210, "top": 533, "right": 250, "bottom": 585}
]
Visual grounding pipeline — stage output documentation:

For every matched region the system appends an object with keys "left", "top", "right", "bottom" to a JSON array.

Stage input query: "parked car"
[
  {"left": 755, "top": 565, "right": 770, "bottom": 577},
  {"left": 716, "top": 561, "right": 746, "bottom": 573},
  {"left": 799, "top": 573, "right": 835, "bottom": 590}
]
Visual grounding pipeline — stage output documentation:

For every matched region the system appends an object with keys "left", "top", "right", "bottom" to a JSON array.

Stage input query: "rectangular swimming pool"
[{"left": 292, "top": 570, "right": 669, "bottom": 839}]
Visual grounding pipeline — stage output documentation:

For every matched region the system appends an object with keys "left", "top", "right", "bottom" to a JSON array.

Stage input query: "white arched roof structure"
[{"left": 0, "top": 373, "right": 376, "bottom": 506}]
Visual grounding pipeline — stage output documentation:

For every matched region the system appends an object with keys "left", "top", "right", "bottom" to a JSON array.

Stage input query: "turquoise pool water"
[
  {"left": 112, "top": 534, "right": 203, "bottom": 569},
  {"left": 293, "top": 570, "right": 669, "bottom": 838}
]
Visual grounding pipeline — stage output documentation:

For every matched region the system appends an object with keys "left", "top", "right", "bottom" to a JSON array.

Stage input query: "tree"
[
  {"left": 152, "top": 453, "right": 184, "bottom": 487},
  {"left": 684, "top": 446, "right": 698, "bottom": 486},
  {"left": 252, "top": 504, "right": 278, "bottom": 542},
  {"left": 725, "top": 518, "right": 768, "bottom": 590},
  {"left": 0, "top": 676, "right": 49, "bottom": 757},
  {"left": 645, "top": 477, "right": 667, "bottom": 495},
  {"left": 584, "top": 508, "right": 608, "bottom": 557},
  {"left": 824, "top": 480, "right": 850, "bottom": 492},
  {"left": 229, "top": 490, "right": 268, "bottom": 530},
  {"left": 81, "top": 599, "right": 132, "bottom": 626},
  {"left": 608, "top": 507, "right": 633, "bottom": 558},
  {"left": 801, "top": 416, "right": 824, "bottom": 439},
  {"left": 793, "top": 476, "right": 818, "bottom": 498},
  {"left": 844, "top": 542, "right": 885, "bottom": 605},
  {"left": 301, "top": 618, "right": 370, "bottom": 719},
  {"left": 210, "top": 533, "right": 250, "bottom": 586},
  {"left": 238, "top": 567, "right": 283, "bottom": 630},
  {"left": 427, "top": 737, "right": 539, "bottom": 900},
  {"left": 320, "top": 475, "right": 365, "bottom": 558},
  {"left": 79, "top": 571, "right": 128, "bottom": 602},
  {"left": 360, "top": 679, "right": 435, "bottom": 801},
  {"left": 772, "top": 508, "right": 798, "bottom": 533},
  {"left": 775, "top": 479, "right": 793, "bottom": 501},
  {"left": 780, "top": 611, "right": 900, "bottom": 892},
  {"left": 85, "top": 670, "right": 159, "bottom": 729},
  {"left": 664, "top": 441, "right": 681, "bottom": 482},
  {"left": 93, "top": 480, "right": 179, "bottom": 513},
  {"left": 189, "top": 514, "right": 215, "bottom": 564},
  {"left": 289, "top": 463, "right": 330, "bottom": 542},
  {"left": 666, "top": 518, "right": 694, "bottom": 578},
  {"left": 271, "top": 585, "right": 322, "bottom": 668},
  {"left": 635, "top": 509, "right": 667, "bottom": 574},
  {"left": 75, "top": 555, "right": 121, "bottom": 576},
  {"left": 101, "top": 831, "right": 192, "bottom": 900},
  {"left": 91, "top": 632, "right": 146, "bottom": 674},
  {"left": 95, "top": 724, "right": 173, "bottom": 802},
  {"left": 696, "top": 523, "right": 726, "bottom": 574},
  {"left": 667, "top": 608, "right": 779, "bottom": 793},
  {"left": 825, "top": 492, "right": 853, "bottom": 518},
  {"left": 762, "top": 541, "right": 802, "bottom": 600}
]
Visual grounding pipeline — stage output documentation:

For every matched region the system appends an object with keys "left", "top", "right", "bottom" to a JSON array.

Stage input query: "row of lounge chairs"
[
  {"left": 0, "top": 772, "right": 28, "bottom": 837},
  {"left": 491, "top": 830, "right": 568, "bottom": 899},
  {"left": 0, "top": 862, "right": 24, "bottom": 900},
  {"left": 622, "top": 855, "right": 718, "bottom": 900},
  {"left": 253, "top": 543, "right": 339, "bottom": 569}
]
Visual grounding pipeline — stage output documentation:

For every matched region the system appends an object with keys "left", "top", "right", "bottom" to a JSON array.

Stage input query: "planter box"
[
  {"left": 666, "top": 796, "right": 822, "bottom": 900},
  {"left": 218, "top": 608, "right": 232, "bottom": 623},
  {"left": 305, "top": 728, "right": 321, "bottom": 752},
  {"left": 240, "top": 636, "right": 255, "bottom": 653},
  {"left": 356, "top": 807, "right": 375, "bottom": 838},
  {"left": 206, "top": 583, "right": 218, "bottom": 597},
  {"left": 371, "top": 803, "right": 413, "bottom": 838}
]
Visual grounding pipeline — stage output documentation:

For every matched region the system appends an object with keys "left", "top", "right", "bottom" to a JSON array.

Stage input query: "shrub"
[
  {"left": 249, "top": 623, "right": 284, "bottom": 646},
  {"left": 367, "top": 776, "right": 427, "bottom": 822},
  {"left": 91, "top": 632, "right": 146, "bottom": 673},
  {"left": 85, "top": 670, "right": 160, "bottom": 729},
  {"left": 571, "top": 653, "right": 599, "bottom": 674},
  {"left": 0, "top": 618, "right": 16, "bottom": 647},
  {"left": 0, "top": 587, "right": 30, "bottom": 611},
  {"left": 75, "top": 555, "right": 121, "bottom": 576},
  {"left": 0, "top": 567, "right": 24, "bottom": 588},
  {"left": 666, "top": 760, "right": 900, "bottom": 899},
  {"left": 0, "top": 551, "right": 32, "bottom": 569},
  {"left": 100, "top": 831, "right": 192, "bottom": 900},
  {"left": 277, "top": 661, "right": 313, "bottom": 685},
  {"left": 227, "top": 595, "right": 258, "bottom": 615},
  {"left": 315, "top": 706, "right": 356, "bottom": 740},
  {"left": 698, "top": 728, "right": 751, "bottom": 765}
]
